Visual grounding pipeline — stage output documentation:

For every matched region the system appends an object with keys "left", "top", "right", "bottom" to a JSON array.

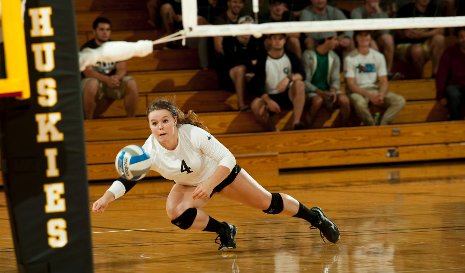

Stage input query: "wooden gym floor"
[{"left": 1, "top": 161, "right": 465, "bottom": 273}]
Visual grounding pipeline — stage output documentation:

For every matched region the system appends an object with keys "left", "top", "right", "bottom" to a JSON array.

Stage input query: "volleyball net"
[
  {"left": 79, "top": 0, "right": 465, "bottom": 70},
  {"left": 157, "top": 0, "right": 465, "bottom": 43}
]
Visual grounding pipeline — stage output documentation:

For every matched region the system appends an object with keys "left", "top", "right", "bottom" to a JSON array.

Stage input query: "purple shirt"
[{"left": 436, "top": 44, "right": 465, "bottom": 100}]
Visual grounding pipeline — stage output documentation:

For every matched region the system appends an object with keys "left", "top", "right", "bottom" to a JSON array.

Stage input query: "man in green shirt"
[{"left": 303, "top": 32, "right": 350, "bottom": 127}]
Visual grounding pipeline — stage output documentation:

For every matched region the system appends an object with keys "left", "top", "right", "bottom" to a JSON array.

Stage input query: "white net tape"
[
  {"left": 159, "top": 0, "right": 465, "bottom": 43},
  {"left": 183, "top": 16, "right": 465, "bottom": 38}
]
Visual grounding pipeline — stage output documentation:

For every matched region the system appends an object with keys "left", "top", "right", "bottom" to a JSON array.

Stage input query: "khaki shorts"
[
  {"left": 81, "top": 75, "right": 134, "bottom": 100},
  {"left": 395, "top": 40, "right": 430, "bottom": 62}
]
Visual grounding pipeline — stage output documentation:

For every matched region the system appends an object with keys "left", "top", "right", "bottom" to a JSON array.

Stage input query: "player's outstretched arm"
[{"left": 92, "top": 191, "right": 115, "bottom": 213}]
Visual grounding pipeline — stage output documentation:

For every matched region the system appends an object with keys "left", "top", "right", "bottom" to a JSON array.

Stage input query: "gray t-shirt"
[
  {"left": 350, "top": 6, "right": 390, "bottom": 36},
  {"left": 299, "top": 5, "right": 353, "bottom": 40}
]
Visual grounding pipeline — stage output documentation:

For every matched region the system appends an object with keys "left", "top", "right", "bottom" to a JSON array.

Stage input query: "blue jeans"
[{"left": 445, "top": 85, "right": 465, "bottom": 120}]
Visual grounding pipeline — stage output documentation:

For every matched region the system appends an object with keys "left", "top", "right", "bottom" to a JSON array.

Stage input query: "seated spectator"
[
  {"left": 153, "top": 0, "right": 212, "bottom": 68},
  {"left": 457, "top": 1, "right": 465, "bottom": 16},
  {"left": 250, "top": 33, "right": 306, "bottom": 131},
  {"left": 351, "top": 0, "right": 398, "bottom": 79},
  {"left": 158, "top": 0, "right": 183, "bottom": 38},
  {"left": 288, "top": 0, "right": 311, "bottom": 18},
  {"left": 260, "top": 0, "right": 302, "bottom": 58},
  {"left": 429, "top": 0, "right": 456, "bottom": 16},
  {"left": 216, "top": 16, "right": 262, "bottom": 111},
  {"left": 379, "top": 0, "right": 456, "bottom": 16},
  {"left": 395, "top": 0, "right": 445, "bottom": 78},
  {"left": 198, "top": 0, "right": 228, "bottom": 23},
  {"left": 345, "top": 30, "right": 405, "bottom": 126},
  {"left": 197, "top": 0, "right": 228, "bottom": 69},
  {"left": 299, "top": 0, "right": 353, "bottom": 58},
  {"left": 435, "top": 27, "right": 465, "bottom": 120},
  {"left": 303, "top": 32, "right": 350, "bottom": 127},
  {"left": 147, "top": 0, "right": 160, "bottom": 28},
  {"left": 80, "top": 17, "right": 139, "bottom": 120},
  {"left": 213, "top": 0, "right": 246, "bottom": 55}
]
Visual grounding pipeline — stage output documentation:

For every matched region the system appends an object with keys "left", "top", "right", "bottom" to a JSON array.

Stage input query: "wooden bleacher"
[
  {"left": 85, "top": 121, "right": 465, "bottom": 181},
  {"left": 1, "top": 1, "right": 464, "bottom": 187},
  {"left": 74, "top": 0, "right": 465, "bottom": 182}
]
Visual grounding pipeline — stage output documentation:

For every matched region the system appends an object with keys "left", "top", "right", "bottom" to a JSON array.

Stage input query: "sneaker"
[
  {"left": 293, "top": 122, "right": 305, "bottom": 130},
  {"left": 239, "top": 105, "right": 250, "bottom": 112},
  {"left": 310, "top": 207, "right": 340, "bottom": 244},
  {"left": 388, "top": 72, "right": 404, "bottom": 81},
  {"left": 215, "top": 222, "right": 237, "bottom": 251}
]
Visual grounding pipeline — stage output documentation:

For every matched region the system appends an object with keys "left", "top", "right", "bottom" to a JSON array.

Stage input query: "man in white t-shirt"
[
  {"left": 344, "top": 30, "right": 405, "bottom": 125},
  {"left": 250, "top": 33, "right": 306, "bottom": 131}
]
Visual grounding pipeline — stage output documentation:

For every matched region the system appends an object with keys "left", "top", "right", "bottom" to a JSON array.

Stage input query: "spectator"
[
  {"left": 213, "top": 0, "right": 246, "bottom": 55},
  {"left": 395, "top": 0, "right": 445, "bottom": 78},
  {"left": 429, "top": 0, "right": 456, "bottom": 16},
  {"left": 435, "top": 27, "right": 465, "bottom": 120},
  {"left": 260, "top": 0, "right": 302, "bottom": 58},
  {"left": 250, "top": 33, "right": 306, "bottom": 131},
  {"left": 351, "top": 0, "right": 398, "bottom": 79},
  {"left": 153, "top": 0, "right": 211, "bottom": 69},
  {"left": 159, "top": 0, "right": 183, "bottom": 40},
  {"left": 303, "top": 32, "right": 350, "bottom": 127},
  {"left": 147, "top": 0, "right": 160, "bottom": 28},
  {"left": 380, "top": 0, "right": 456, "bottom": 16},
  {"left": 345, "top": 30, "right": 405, "bottom": 126},
  {"left": 216, "top": 15, "right": 262, "bottom": 111},
  {"left": 457, "top": 1, "right": 465, "bottom": 16},
  {"left": 299, "top": 0, "right": 353, "bottom": 57},
  {"left": 80, "top": 17, "right": 139, "bottom": 120},
  {"left": 288, "top": 0, "right": 310, "bottom": 18},
  {"left": 198, "top": 0, "right": 228, "bottom": 23},
  {"left": 197, "top": 0, "right": 228, "bottom": 69}
]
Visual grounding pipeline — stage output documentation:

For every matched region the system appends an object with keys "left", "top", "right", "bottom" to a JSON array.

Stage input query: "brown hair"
[{"left": 146, "top": 98, "right": 209, "bottom": 132}]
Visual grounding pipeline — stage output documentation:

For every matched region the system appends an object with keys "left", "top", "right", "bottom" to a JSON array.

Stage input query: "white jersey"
[{"left": 142, "top": 124, "right": 236, "bottom": 186}]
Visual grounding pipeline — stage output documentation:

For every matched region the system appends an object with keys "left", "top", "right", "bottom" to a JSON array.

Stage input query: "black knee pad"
[
  {"left": 171, "top": 208, "right": 197, "bottom": 229},
  {"left": 263, "top": 193, "right": 284, "bottom": 214}
]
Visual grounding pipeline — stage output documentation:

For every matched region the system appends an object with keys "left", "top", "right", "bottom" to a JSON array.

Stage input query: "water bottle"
[{"left": 374, "top": 112, "right": 381, "bottom": 125}]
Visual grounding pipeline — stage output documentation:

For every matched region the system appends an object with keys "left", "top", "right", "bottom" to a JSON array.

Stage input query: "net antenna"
[
  {"left": 252, "top": 0, "right": 259, "bottom": 24},
  {"left": 0, "top": 0, "right": 30, "bottom": 99}
]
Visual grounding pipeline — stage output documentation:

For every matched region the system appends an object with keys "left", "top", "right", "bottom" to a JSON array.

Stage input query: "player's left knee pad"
[
  {"left": 171, "top": 208, "right": 197, "bottom": 230},
  {"left": 263, "top": 193, "right": 284, "bottom": 214}
]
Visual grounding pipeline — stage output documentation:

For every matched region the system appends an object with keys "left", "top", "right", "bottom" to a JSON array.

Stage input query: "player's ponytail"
[{"left": 146, "top": 98, "right": 209, "bottom": 132}]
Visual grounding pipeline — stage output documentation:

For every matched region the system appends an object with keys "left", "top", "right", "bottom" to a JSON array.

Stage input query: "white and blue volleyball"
[{"left": 115, "top": 145, "right": 151, "bottom": 181}]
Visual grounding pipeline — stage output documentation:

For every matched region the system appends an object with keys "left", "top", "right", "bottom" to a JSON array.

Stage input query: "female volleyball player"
[{"left": 92, "top": 99, "right": 340, "bottom": 250}]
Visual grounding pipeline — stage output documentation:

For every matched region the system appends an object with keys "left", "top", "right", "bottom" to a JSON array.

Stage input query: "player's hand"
[
  {"left": 92, "top": 191, "right": 115, "bottom": 213},
  {"left": 192, "top": 183, "right": 213, "bottom": 200}
]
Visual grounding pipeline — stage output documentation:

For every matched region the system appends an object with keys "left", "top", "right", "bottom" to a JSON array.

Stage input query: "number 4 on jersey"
[{"left": 180, "top": 160, "right": 193, "bottom": 174}]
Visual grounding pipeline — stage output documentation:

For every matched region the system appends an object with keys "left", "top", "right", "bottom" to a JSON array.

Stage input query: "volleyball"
[{"left": 115, "top": 145, "right": 151, "bottom": 181}]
